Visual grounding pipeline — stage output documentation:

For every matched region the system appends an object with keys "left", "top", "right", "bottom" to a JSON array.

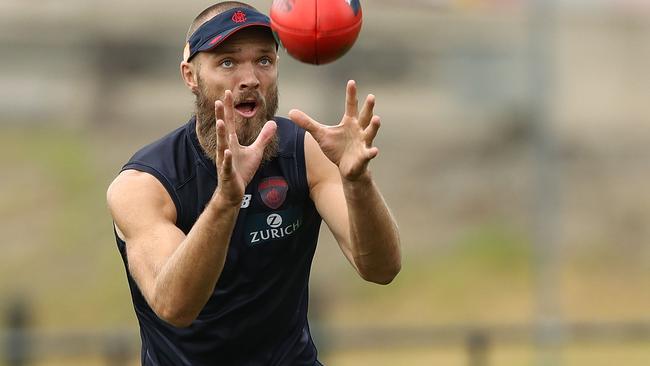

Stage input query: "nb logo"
[
  {"left": 266, "top": 214, "right": 283, "bottom": 228},
  {"left": 241, "top": 194, "right": 252, "bottom": 208}
]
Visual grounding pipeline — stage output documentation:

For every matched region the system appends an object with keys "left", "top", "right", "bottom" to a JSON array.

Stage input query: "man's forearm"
[
  {"left": 343, "top": 172, "right": 401, "bottom": 284},
  {"left": 151, "top": 190, "right": 240, "bottom": 326}
]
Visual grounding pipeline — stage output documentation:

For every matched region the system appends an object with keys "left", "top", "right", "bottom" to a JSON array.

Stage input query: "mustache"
[
  {"left": 233, "top": 90, "right": 264, "bottom": 105},
  {"left": 198, "top": 90, "right": 266, "bottom": 116}
]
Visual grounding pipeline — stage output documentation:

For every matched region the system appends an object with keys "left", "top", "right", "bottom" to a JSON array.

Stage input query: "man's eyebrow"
[
  {"left": 215, "top": 46, "right": 242, "bottom": 55},
  {"left": 257, "top": 46, "right": 276, "bottom": 54}
]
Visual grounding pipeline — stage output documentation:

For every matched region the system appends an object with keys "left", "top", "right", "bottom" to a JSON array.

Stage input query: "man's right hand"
[{"left": 214, "top": 90, "right": 277, "bottom": 206}]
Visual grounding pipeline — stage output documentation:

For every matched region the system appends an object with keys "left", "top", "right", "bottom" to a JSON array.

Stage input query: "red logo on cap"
[
  {"left": 232, "top": 11, "right": 247, "bottom": 23},
  {"left": 209, "top": 35, "right": 223, "bottom": 45}
]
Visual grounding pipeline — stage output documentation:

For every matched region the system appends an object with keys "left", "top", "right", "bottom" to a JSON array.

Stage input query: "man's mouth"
[{"left": 234, "top": 100, "right": 258, "bottom": 118}]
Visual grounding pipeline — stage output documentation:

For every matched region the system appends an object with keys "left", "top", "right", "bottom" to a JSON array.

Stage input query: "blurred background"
[{"left": 1, "top": 0, "right": 649, "bottom": 365}]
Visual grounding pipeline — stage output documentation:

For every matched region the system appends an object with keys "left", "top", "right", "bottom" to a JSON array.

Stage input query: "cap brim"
[{"left": 195, "top": 23, "right": 276, "bottom": 54}]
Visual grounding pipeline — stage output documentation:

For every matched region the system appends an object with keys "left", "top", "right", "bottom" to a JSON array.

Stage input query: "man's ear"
[{"left": 180, "top": 60, "right": 199, "bottom": 95}]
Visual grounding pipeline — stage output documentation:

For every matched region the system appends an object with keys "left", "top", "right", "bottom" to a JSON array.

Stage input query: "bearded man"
[{"left": 106, "top": 2, "right": 401, "bottom": 365}]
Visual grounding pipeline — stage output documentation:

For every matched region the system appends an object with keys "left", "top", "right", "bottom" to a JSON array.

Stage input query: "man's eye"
[
  {"left": 221, "top": 60, "right": 234, "bottom": 68},
  {"left": 259, "top": 58, "right": 272, "bottom": 66}
]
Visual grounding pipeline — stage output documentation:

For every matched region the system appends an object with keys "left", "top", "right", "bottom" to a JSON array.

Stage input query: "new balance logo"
[{"left": 241, "top": 194, "right": 252, "bottom": 208}]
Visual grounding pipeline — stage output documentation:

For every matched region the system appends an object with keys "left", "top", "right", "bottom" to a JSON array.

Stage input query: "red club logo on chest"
[{"left": 258, "top": 177, "right": 289, "bottom": 209}]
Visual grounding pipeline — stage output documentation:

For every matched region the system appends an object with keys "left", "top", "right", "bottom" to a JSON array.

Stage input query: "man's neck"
[{"left": 194, "top": 115, "right": 213, "bottom": 160}]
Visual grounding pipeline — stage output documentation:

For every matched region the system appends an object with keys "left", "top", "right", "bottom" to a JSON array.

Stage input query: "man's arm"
[
  {"left": 290, "top": 80, "right": 401, "bottom": 284},
  {"left": 107, "top": 170, "right": 239, "bottom": 327},
  {"left": 107, "top": 91, "right": 277, "bottom": 327}
]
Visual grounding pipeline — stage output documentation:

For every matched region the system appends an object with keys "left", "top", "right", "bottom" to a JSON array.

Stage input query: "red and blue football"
[{"left": 270, "top": 0, "right": 363, "bottom": 65}]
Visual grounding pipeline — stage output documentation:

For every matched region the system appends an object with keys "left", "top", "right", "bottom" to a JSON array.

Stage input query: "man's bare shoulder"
[{"left": 107, "top": 170, "right": 177, "bottom": 238}]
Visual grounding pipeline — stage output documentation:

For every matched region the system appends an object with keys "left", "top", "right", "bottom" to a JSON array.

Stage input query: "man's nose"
[{"left": 238, "top": 63, "right": 260, "bottom": 90}]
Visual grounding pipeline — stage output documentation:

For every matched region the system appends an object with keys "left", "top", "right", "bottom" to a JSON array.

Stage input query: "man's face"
[{"left": 194, "top": 27, "right": 279, "bottom": 162}]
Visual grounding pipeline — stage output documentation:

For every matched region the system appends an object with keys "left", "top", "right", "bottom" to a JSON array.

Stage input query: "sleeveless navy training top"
[{"left": 114, "top": 116, "right": 323, "bottom": 365}]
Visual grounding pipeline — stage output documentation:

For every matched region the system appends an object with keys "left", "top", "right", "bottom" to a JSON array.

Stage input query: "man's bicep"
[{"left": 107, "top": 170, "right": 185, "bottom": 300}]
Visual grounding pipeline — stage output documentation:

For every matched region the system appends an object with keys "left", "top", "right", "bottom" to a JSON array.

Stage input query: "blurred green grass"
[
  {"left": 0, "top": 126, "right": 135, "bottom": 328},
  {"left": 322, "top": 223, "right": 534, "bottom": 326}
]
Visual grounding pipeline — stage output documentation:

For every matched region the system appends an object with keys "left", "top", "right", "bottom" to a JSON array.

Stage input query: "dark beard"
[{"left": 195, "top": 78, "right": 279, "bottom": 163}]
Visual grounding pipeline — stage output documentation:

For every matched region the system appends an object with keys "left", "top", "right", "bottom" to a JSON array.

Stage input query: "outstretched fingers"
[
  {"left": 345, "top": 80, "right": 358, "bottom": 118},
  {"left": 367, "top": 146, "right": 379, "bottom": 160},
  {"left": 223, "top": 90, "right": 236, "bottom": 136},
  {"left": 361, "top": 115, "right": 381, "bottom": 163},
  {"left": 358, "top": 94, "right": 375, "bottom": 129},
  {"left": 364, "top": 115, "right": 381, "bottom": 146},
  {"left": 215, "top": 100, "right": 225, "bottom": 123},
  {"left": 252, "top": 120, "right": 277, "bottom": 151},
  {"left": 216, "top": 119, "right": 227, "bottom": 166},
  {"left": 221, "top": 149, "right": 234, "bottom": 179}
]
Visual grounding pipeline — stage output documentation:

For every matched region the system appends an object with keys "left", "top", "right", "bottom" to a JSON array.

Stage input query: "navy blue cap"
[{"left": 184, "top": 7, "right": 276, "bottom": 62}]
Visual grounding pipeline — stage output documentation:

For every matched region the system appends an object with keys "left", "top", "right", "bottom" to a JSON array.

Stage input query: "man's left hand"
[{"left": 288, "top": 80, "right": 381, "bottom": 181}]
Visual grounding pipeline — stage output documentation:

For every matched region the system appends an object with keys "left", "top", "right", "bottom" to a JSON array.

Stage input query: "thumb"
[
  {"left": 288, "top": 109, "right": 322, "bottom": 138},
  {"left": 252, "top": 120, "right": 277, "bottom": 150}
]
